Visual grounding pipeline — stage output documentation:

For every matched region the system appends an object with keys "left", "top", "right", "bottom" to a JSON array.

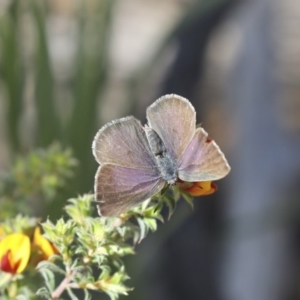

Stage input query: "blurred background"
[{"left": 1, "top": 0, "right": 300, "bottom": 299}]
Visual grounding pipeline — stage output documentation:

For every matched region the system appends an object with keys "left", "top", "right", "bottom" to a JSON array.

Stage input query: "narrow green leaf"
[
  {"left": 38, "top": 268, "right": 56, "bottom": 293},
  {"left": 31, "top": 1, "right": 61, "bottom": 146},
  {"left": 37, "top": 260, "right": 65, "bottom": 275},
  {"left": 36, "top": 286, "right": 51, "bottom": 299},
  {"left": 83, "top": 289, "right": 92, "bottom": 300},
  {"left": 0, "top": 6, "right": 24, "bottom": 152},
  {"left": 67, "top": 0, "right": 114, "bottom": 193},
  {"left": 66, "top": 287, "right": 80, "bottom": 300},
  {"left": 181, "top": 190, "right": 194, "bottom": 210}
]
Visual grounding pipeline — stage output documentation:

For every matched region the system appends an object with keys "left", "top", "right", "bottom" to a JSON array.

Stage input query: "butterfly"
[{"left": 92, "top": 94, "right": 230, "bottom": 216}]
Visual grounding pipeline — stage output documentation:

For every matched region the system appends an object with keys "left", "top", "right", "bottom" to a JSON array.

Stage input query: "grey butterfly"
[{"left": 92, "top": 94, "right": 230, "bottom": 216}]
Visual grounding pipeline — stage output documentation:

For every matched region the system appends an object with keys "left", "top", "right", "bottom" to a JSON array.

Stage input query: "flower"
[
  {"left": 177, "top": 180, "right": 217, "bottom": 196},
  {"left": 0, "top": 233, "right": 30, "bottom": 274},
  {"left": 32, "top": 227, "right": 58, "bottom": 261}
]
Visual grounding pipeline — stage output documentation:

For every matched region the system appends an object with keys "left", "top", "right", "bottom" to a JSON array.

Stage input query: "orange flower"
[
  {"left": 177, "top": 180, "right": 217, "bottom": 196},
  {"left": 0, "top": 233, "right": 30, "bottom": 274},
  {"left": 32, "top": 227, "right": 58, "bottom": 261}
]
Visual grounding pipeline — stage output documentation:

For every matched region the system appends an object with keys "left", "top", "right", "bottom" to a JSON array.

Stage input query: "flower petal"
[
  {"left": 177, "top": 180, "right": 217, "bottom": 196},
  {"left": 33, "top": 227, "right": 58, "bottom": 260},
  {"left": 1, "top": 250, "right": 15, "bottom": 273},
  {"left": 0, "top": 233, "right": 30, "bottom": 274}
]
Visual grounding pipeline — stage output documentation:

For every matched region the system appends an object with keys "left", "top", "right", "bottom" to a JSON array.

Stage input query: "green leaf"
[
  {"left": 31, "top": 1, "right": 61, "bottom": 146},
  {"left": 37, "top": 268, "right": 56, "bottom": 294},
  {"left": 0, "top": 6, "right": 24, "bottom": 152},
  {"left": 67, "top": 0, "right": 114, "bottom": 193},
  {"left": 36, "top": 286, "right": 51, "bottom": 299},
  {"left": 66, "top": 287, "right": 80, "bottom": 300},
  {"left": 144, "top": 217, "right": 157, "bottom": 232},
  {"left": 181, "top": 190, "right": 194, "bottom": 209},
  {"left": 36, "top": 260, "right": 65, "bottom": 276},
  {"left": 163, "top": 193, "right": 177, "bottom": 220},
  {"left": 136, "top": 217, "right": 147, "bottom": 242},
  {"left": 83, "top": 289, "right": 92, "bottom": 300}
]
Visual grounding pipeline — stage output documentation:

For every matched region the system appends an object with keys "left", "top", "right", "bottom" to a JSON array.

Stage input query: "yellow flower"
[
  {"left": 177, "top": 180, "right": 217, "bottom": 197},
  {"left": 0, "top": 233, "right": 30, "bottom": 274},
  {"left": 32, "top": 227, "right": 58, "bottom": 261}
]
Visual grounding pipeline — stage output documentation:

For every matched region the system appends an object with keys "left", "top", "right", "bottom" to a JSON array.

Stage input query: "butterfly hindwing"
[
  {"left": 178, "top": 127, "right": 230, "bottom": 182},
  {"left": 95, "top": 164, "right": 165, "bottom": 216}
]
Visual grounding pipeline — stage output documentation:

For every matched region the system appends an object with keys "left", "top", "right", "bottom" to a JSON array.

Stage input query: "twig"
[{"left": 51, "top": 271, "right": 76, "bottom": 299}]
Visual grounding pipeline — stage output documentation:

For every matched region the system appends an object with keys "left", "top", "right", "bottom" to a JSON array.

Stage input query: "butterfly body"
[
  {"left": 93, "top": 94, "right": 230, "bottom": 216},
  {"left": 144, "top": 125, "right": 177, "bottom": 185}
]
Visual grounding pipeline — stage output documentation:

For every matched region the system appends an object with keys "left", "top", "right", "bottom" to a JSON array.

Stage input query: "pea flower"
[
  {"left": 32, "top": 227, "right": 58, "bottom": 261},
  {"left": 177, "top": 180, "right": 217, "bottom": 196},
  {"left": 0, "top": 233, "right": 30, "bottom": 274}
]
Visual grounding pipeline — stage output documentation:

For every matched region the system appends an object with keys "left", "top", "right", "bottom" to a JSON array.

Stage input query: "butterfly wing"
[
  {"left": 146, "top": 94, "right": 196, "bottom": 163},
  {"left": 95, "top": 164, "right": 165, "bottom": 216},
  {"left": 178, "top": 127, "right": 230, "bottom": 182},
  {"left": 93, "top": 116, "right": 155, "bottom": 169},
  {"left": 93, "top": 116, "right": 164, "bottom": 216}
]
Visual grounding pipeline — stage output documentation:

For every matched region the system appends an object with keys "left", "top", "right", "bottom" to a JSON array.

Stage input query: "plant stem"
[{"left": 51, "top": 271, "right": 75, "bottom": 299}]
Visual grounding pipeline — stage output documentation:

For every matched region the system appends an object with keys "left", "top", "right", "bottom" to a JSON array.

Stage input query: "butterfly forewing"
[
  {"left": 95, "top": 164, "right": 165, "bottom": 216},
  {"left": 93, "top": 116, "right": 165, "bottom": 216},
  {"left": 178, "top": 127, "right": 230, "bottom": 182},
  {"left": 146, "top": 94, "right": 196, "bottom": 163},
  {"left": 92, "top": 116, "right": 155, "bottom": 169}
]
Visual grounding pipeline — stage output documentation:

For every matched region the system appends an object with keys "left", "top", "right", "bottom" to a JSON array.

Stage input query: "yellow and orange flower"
[
  {"left": 177, "top": 180, "right": 217, "bottom": 197},
  {"left": 0, "top": 227, "right": 58, "bottom": 275},
  {"left": 32, "top": 227, "right": 58, "bottom": 261},
  {"left": 0, "top": 233, "right": 30, "bottom": 274}
]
